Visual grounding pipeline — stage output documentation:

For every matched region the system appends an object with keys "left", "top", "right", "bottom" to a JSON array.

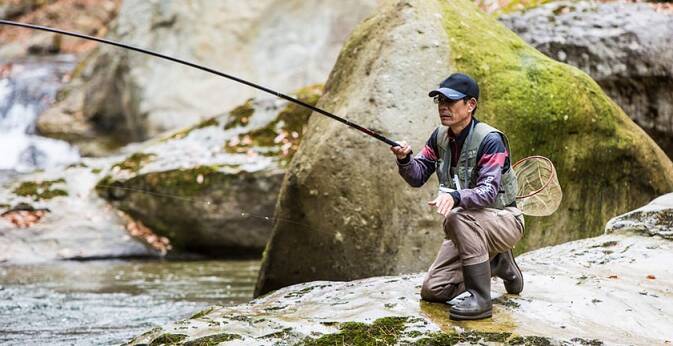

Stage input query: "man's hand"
[
  {"left": 428, "top": 193, "right": 454, "bottom": 217},
  {"left": 390, "top": 141, "right": 412, "bottom": 160}
]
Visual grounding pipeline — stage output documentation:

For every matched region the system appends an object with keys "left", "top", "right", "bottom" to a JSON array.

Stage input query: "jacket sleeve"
[
  {"left": 457, "top": 132, "right": 510, "bottom": 209},
  {"left": 396, "top": 128, "right": 439, "bottom": 187}
]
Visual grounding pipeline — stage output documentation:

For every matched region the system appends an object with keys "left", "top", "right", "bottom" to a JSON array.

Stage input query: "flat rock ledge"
[{"left": 127, "top": 229, "right": 673, "bottom": 345}]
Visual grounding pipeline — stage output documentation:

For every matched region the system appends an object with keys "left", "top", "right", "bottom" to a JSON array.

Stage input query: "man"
[{"left": 390, "top": 73, "right": 525, "bottom": 320}]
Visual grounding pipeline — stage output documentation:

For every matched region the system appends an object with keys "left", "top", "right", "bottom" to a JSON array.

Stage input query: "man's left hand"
[{"left": 428, "top": 193, "right": 454, "bottom": 217}]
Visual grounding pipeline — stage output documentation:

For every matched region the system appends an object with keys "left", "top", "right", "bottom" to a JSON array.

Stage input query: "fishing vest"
[{"left": 436, "top": 122, "right": 517, "bottom": 210}]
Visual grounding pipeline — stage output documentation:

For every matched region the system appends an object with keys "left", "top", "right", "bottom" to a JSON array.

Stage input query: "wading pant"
[{"left": 420, "top": 206, "right": 525, "bottom": 302}]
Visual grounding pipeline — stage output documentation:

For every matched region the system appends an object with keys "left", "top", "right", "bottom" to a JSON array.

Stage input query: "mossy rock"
[
  {"left": 94, "top": 86, "right": 322, "bottom": 255},
  {"left": 255, "top": 0, "right": 673, "bottom": 296}
]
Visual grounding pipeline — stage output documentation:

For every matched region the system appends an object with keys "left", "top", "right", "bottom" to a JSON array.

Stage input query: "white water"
[{"left": 0, "top": 56, "right": 80, "bottom": 172}]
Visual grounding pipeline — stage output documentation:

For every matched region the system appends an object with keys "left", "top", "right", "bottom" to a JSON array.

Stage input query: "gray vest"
[{"left": 436, "top": 122, "right": 517, "bottom": 210}]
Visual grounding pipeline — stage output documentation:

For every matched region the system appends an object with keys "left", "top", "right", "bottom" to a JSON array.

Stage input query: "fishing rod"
[{"left": 0, "top": 19, "right": 401, "bottom": 147}]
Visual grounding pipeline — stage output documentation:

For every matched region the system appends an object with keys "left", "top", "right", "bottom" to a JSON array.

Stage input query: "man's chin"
[{"left": 440, "top": 119, "right": 454, "bottom": 127}]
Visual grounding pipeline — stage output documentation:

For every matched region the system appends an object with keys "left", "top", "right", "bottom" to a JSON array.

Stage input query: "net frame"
[{"left": 512, "top": 155, "right": 561, "bottom": 216}]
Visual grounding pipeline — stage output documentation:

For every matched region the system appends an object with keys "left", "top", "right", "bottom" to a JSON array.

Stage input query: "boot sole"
[
  {"left": 504, "top": 250, "right": 524, "bottom": 295},
  {"left": 449, "top": 308, "right": 493, "bottom": 320}
]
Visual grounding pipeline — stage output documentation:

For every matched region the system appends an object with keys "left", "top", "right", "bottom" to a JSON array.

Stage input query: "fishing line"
[{"left": 0, "top": 19, "right": 402, "bottom": 147}]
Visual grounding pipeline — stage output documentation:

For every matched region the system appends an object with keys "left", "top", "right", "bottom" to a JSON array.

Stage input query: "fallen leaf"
[
  {"left": 647, "top": 274, "right": 656, "bottom": 280},
  {"left": 608, "top": 275, "right": 618, "bottom": 279}
]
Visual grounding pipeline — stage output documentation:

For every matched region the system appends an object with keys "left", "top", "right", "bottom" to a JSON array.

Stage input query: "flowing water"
[
  {"left": 0, "top": 259, "right": 260, "bottom": 345},
  {"left": 0, "top": 55, "right": 80, "bottom": 172}
]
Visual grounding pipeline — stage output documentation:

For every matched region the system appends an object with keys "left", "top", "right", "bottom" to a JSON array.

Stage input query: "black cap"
[{"left": 428, "top": 73, "right": 479, "bottom": 100}]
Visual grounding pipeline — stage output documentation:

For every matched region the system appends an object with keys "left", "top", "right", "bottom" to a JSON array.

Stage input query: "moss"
[
  {"left": 301, "top": 316, "right": 408, "bottom": 346},
  {"left": 438, "top": 0, "right": 673, "bottom": 253},
  {"left": 149, "top": 333, "right": 188, "bottom": 346},
  {"left": 415, "top": 331, "right": 513, "bottom": 345},
  {"left": 91, "top": 168, "right": 102, "bottom": 174},
  {"left": 167, "top": 117, "right": 220, "bottom": 141},
  {"left": 570, "top": 337, "right": 604, "bottom": 346},
  {"left": 223, "top": 85, "right": 323, "bottom": 164},
  {"left": 12, "top": 179, "right": 68, "bottom": 200},
  {"left": 97, "top": 165, "right": 224, "bottom": 201},
  {"left": 224, "top": 99, "right": 255, "bottom": 129},
  {"left": 113, "top": 152, "right": 156, "bottom": 173},
  {"left": 259, "top": 327, "right": 295, "bottom": 340},
  {"left": 495, "top": 0, "right": 554, "bottom": 15},
  {"left": 182, "top": 333, "right": 241, "bottom": 346},
  {"left": 189, "top": 306, "right": 215, "bottom": 320}
]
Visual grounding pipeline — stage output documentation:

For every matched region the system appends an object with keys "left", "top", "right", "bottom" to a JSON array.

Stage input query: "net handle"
[{"left": 512, "top": 155, "right": 556, "bottom": 199}]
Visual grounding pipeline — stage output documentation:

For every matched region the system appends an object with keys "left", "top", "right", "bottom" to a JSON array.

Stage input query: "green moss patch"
[
  {"left": 149, "top": 333, "right": 188, "bottom": 346},
  {"left": 493, "top": 0, "right": 554, "bottom": 15},
  {"left": 223, "top": 84, "right": 323, "bottom": 164},
  {"left": 112, "top": 152, "right": 156, "bottom": 174},
  {"left": 224, "top": 99, "right": 255, "bottom": 129},
  {"left": 12, "top": 179, "right": 68, "bottom": 200},
  {"left": 168, "top": 117, "right": 220, "bottom": 141},
  {"left": 415, "top": 330, "right": 512, "bottom": 345},
  {"left": 189, "top": 306, "right": 215, "bottom": 320},
  {"left": 302, "top": 316, "right": 409, "bottom": 346},
  {"left": 183, "top": 333, "right": 241, "bottom": 346}
]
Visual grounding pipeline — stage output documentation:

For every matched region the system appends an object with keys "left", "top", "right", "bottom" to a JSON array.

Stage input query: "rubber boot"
[
  {"left": 490, "top": 249, "right": 523, "bottom": 295},
  {"left": 449, "top": 261, "right": 492, "bottom": 320}
]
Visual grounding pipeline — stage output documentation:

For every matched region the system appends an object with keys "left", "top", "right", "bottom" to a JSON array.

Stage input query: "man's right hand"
[{"left": 390, "top": 141, "right": 412, "bottom": 160}]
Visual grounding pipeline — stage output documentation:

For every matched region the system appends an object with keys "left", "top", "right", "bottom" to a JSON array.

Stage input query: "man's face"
[{"left": 435, "top": 95, "right": 476, "bottom": 127}]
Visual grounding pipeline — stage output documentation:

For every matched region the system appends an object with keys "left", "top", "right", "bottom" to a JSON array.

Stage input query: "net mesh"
[{"left": 513, "top": 156, "right": 562, "bottom": 216}]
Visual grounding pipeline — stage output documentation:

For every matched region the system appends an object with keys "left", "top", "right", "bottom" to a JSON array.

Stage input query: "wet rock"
[
  {"left": 606, "top": 193, "right": 673, "bottom": 240},
  {"left": 0, "top": 160, "right": 157, "bottom": 264},
  {"left": 95, "top": 86, "right": 322, "bottom": 256},
  {"left": 126, "top": 230, "right": 673, "bottom": 345},
  {"left": 255, "top": 0, "right": 673, "bottom": 296},
  {"left": 37, "top": 0, "right": 378, "bottom": 151},
  {"left": 500, "top": 1, "right": 673, "bottom": 159}
]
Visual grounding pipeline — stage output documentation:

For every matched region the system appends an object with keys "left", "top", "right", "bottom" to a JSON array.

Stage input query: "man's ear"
[{"left": 469, "top": 98, "right": 477, "bottom": 111}]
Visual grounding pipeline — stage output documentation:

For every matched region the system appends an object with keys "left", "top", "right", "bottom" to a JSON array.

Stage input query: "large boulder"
[
  {"left": 37, "top": 0, "right": 378, "bottom": 153},
  {"left": 255, "top": 0, "right": 673, "bottom": 295},
  {"left": 126, "top": 202, "right": 673, "bottom": 345},
  {"left": 95, "top": 86, "right": 322, "bottom": 256},
  {"left": 500, "top": 1, "right": 673, "bottom": 159},
  {"left": 0, "top": 160, "right": 157, "bottom": 264}
]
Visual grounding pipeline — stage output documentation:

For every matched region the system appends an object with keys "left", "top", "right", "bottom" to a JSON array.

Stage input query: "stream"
[{"left": 0, "top": 259, "right": 260, "bottom": 345}]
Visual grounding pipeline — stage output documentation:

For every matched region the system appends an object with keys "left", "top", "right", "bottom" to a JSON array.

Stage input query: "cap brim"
[{"left": 428, "top": 87, "right": 467, "bottom": 100}]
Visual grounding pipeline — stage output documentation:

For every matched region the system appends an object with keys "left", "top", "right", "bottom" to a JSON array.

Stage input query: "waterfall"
[{"left": 0, "top": 55, "right": 80, "bottom": 172}]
